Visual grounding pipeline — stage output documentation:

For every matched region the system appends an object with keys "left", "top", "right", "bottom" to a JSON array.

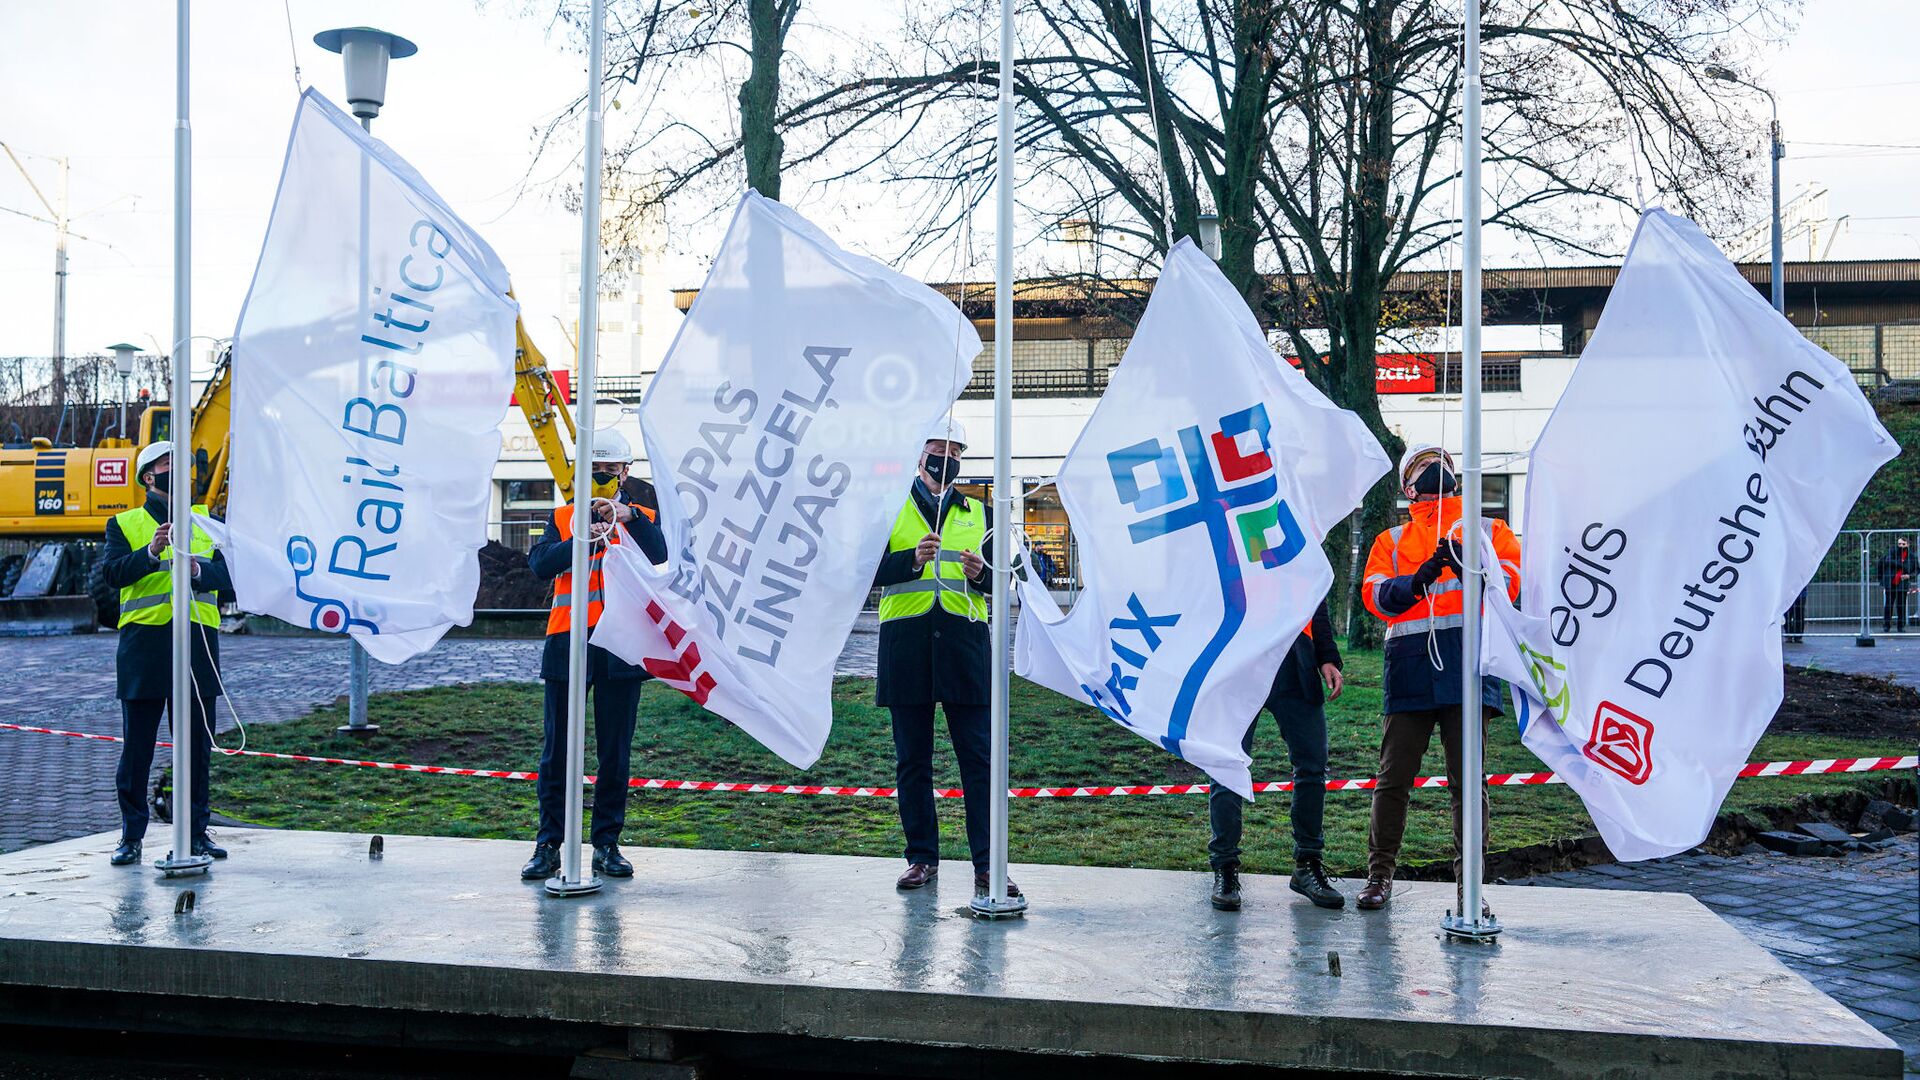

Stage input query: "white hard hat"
[
  {"left": 584, "top": 428, "right": 633, "bottom": 464},
  {"left": 1398, "top": 442, "right": 1454, "bottom": 487},
  {"left": 926, "top": 416, "right": 969, "bottom": 451},
  {"left": 136, "top": 441, "right": 172, "bottom": 479}
]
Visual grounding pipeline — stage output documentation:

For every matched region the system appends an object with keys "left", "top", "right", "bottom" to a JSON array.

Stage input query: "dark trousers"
[
  {"left": 536, "top": 677, "right": 643, "bottom": 849},
  {"left": 1884, "top": 586, "right": 1910, "bottom": 632},
  {"left": 890, "top": 702, "right": 992, "bottom": 874},
  {"left": 117, "top": 697, "right": 214, "bottom": 842},
  {"left": 1367, "top": 705, "right": 1492, "bottom": 885},
  {"left": 1208, "top": 693, "right": 1328, "bottom": 868}
]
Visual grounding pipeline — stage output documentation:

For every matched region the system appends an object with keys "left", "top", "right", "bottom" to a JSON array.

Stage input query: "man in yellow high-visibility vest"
[
  {"left": 872, "top": 419, "right": 1017, "bottom": 899},
  {"left": 99, "top": 442, "right": 233, "bottom": 867}
]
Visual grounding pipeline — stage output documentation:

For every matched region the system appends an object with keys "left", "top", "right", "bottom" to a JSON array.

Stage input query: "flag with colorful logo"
[
  {"left": 1481, "top": 208, "right": 1899, "bottom": 860},
  {"left": 227, "top": 90, "right": 519, "bottom": 663},
  {"left": 590, "top": 192, "right": 978, "bottom": 768},
  {"left": 1015, "top": 240, "right": 1390, "bottom": 798}
]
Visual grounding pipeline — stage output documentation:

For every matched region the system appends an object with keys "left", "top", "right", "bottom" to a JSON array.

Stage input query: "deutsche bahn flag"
[
  {"left": 1015, "top": 241, "right": 1389, "bottom": 798},
  {"left": 1481, "top": 209, "right": 1899, "bottom": 860}
]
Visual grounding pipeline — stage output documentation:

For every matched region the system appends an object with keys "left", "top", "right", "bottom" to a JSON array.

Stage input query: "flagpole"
[
  {"left": 970, "top": 0, "right": 1026, "bottom": 920},
  {"left": 548, "top": 0, "right": 606, "bottom": 898},
  {"left": 156, "top": 0, "right": 211, "bottom": 879},
  {"left": 1444, "top": 0, "right": 1498, "bottom": 940}
]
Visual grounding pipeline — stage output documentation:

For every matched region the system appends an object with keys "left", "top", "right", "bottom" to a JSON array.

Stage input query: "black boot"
[
  {"left": 520, "top": 842, "right": 560, "bottom": 880},
  {"left": 1210, "top": 864, "right": 1242, "bottom": 911},
  {"left": 1289, "top": 857, "right": 1346, "bottom": 909},
  {"left": 110, "top": 838, "right": 142, "bottom": 867},
  {"left": 593, "top": 844, "right": 633, "bottom": 878},
  {"left": 192, "top": 834, "right": 228, "bottom": 860}
]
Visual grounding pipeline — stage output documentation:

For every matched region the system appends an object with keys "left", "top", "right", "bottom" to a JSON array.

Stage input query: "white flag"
[
  {"left": 228, "top": 90, "right": 519, "bottom": 664},
  {"left": 1015, "top": 241, "right": 1389, "bottom": 798},
  {"left": 1481, "top": 208, "right": 1900, "bottom": 860},
  {"left": 591, "top": 192, "right": 977, "bottom": 767}
]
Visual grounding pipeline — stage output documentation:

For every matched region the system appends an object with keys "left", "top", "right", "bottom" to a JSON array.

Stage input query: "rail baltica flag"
[
  {"left": 228, "top": 90, "right": 518, "bottom": 663},
  {"left": 591, "top": 192, "right": 977, "bottom": 767},
  {"left": 1481, "top": 208, "right": 1899, "bottom": 861},
  {"left": 1014, "top": 240, "right": 1389, "bottom": 798}
]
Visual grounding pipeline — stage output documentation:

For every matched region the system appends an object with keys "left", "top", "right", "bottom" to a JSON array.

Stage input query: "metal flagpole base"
[
  {"left": 335, "top": 723, "right": 382, "bottom": 736},
  {"left": 154, "top": 851, "right": 214, "bottom": 878},
  {"left": 968, "top": 894, "right": 1029, "bottom": 920},
  {"left": 544, "top": 874, "right": 604, "bottom": 898},
  {"left": 1441, "top": 909, "right": 1503, "bottom": 941}
]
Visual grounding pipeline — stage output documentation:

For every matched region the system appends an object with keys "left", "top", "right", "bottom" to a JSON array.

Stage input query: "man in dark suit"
[
  {"left": 1207, "top": 598, "right": 1345, "bottom": 910},
  {"left": 99, "top": 441, "right": 233, "bottom": 867},
  {"left": 871, "top": 419, "right": 1018, "bottom": 899},
  {"left": 520, "top": 430, "right": 668, "bottom": 882}
]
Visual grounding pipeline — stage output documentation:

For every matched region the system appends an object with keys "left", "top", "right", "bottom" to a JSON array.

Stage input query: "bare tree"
[
  {"left": 762, "top": 0, "right": 1789, "bottom": 638},
  {"left": 524, "top": 0, "right": 801, "bottom": 232}
]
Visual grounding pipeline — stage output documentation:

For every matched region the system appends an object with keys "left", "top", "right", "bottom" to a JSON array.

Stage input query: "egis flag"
[
  {"left": 1481, "top": 209, "right": 1899, "bottom": 861},
  {"left": 1015, "top": 241, "right": 1390, "bottom": 798}
]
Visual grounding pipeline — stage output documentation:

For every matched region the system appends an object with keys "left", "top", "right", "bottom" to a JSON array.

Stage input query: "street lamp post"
[
  {"left": 1704, "top": 65, "right": 1784, "bottom": 315},
  {"left": 316, "top": 26, "right": 418, "bottom": 738},
  {"left": 107, "top": 343, "right": 138, "bottom": 439}
]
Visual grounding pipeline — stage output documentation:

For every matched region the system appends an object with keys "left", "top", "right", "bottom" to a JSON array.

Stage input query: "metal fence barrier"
[{"left": 1792, "top": 528, "right": 1918, "bottom": 642}]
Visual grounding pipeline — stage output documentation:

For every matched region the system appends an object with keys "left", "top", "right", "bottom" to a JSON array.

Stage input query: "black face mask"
[
  {"left": 923, "top": 454, "right": 962, "bottom": 485},
  {"left": 1412, "top": 462, "right": 1457, "bottom": 497},
  {"left": 591, "top": 470, "right": 618, "bottom": 487},
  {"left": 146, "top": 471, "right": 170, "bottom": 496}
]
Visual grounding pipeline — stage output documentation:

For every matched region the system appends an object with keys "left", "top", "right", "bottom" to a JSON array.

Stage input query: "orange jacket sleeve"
[
  {"left": 1493, "top": 519, "right": 1521, "bottom": 602},
  {"left": 1361, "top": 529, "right": 1399, "bottom": 622}
]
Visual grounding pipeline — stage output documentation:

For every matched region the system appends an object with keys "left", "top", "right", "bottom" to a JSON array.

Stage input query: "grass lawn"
[{"left": 212, "top": 647, "right": 1908, "bottom": 877}]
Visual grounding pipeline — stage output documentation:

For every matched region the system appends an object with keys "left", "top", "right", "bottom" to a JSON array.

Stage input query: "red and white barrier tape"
[{"left": 3, "top": 721, "right": 1912, "bottom": 798}]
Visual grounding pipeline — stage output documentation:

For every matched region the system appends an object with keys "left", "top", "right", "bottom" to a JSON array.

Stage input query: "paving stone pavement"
[
  {"left": 0, "top": 625, "right": 880, "bottom": 854},
  {"left": 1517, "top": 840, "right": 1920, "bottom": 1078}
]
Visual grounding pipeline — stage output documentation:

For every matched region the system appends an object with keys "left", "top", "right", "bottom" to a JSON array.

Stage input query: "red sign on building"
[{"left": 1284, "top": 353, "right": 1437, "bottom": 394}]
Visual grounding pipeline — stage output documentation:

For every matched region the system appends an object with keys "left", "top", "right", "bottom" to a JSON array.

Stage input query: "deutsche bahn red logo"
[
  {"left": 1585, "top": 701, "right": 1654, "bottom": 785},
  {"left": 642, "top": 600, "right": 717, "bottom": 705}
]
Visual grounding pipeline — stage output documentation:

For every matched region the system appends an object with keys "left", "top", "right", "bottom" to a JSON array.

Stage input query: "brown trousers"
[{"left": 1366, "top": 705, "right": 1493, "bottom": 886}]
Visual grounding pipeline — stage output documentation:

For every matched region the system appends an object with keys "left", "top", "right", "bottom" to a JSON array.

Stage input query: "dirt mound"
[
  {"left": 1772, "top": 665, "right": 1918, "bottom": 740},
  {"left": 475, "top": 542, "right": 551, "bottom": 610}
]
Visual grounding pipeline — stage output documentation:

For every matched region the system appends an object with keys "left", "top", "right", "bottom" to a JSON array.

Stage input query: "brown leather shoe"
[
  {"left": 1356, "top": 878, "right": 1392, "bottom": 910},
  {"left": 896, "top": 863, "right": 938, "bottom": 890},
  {"left": 973, "top": 873, "right": 1022, "bottom": 899}
]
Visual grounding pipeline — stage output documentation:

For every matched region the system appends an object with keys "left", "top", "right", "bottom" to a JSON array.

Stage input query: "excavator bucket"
[
  {"left": 0, "top": 544, "right": 98, "bottom": 636},
  {"left": 0, "top": 594, "right": 97, "bottom": 636}
]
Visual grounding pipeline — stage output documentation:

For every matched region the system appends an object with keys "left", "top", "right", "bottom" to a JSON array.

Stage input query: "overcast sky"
[{"left": 2, "top": 0, "right": 1916, "bottom": 367}]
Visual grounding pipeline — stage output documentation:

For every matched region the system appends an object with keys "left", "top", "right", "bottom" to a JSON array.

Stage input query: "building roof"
[{"left": 674, "top": 258, "right": 1920, "bottom": 331}]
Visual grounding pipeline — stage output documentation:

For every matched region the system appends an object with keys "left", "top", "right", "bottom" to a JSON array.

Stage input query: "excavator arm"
[
  {"left": 191, "top": 348, "right": 232, "bottom": 515},
  {"left": 511, "top": 310, "right": 579, "bottom": 504}
]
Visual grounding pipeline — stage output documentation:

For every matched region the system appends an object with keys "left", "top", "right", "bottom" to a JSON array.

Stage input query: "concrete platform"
[{"left": 0, "top": 830, "right": 1900, "bottom": 1078}]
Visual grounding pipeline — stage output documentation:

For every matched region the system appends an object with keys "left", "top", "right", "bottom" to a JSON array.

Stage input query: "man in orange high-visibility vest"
[
  {"left": 520, "top": 429, "right": 665, "bottom": 882},
  {"left": 1357, "top": 443, "right": 1520, "bottom": 913}
]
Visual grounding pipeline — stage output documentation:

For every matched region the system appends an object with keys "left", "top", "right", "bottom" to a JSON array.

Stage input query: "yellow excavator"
[
  {"left": 0, "top": 349, "right": 232, "bottom": 633},
  {"left": 0, "top": 314, "right": 585, "bottom": 634}
]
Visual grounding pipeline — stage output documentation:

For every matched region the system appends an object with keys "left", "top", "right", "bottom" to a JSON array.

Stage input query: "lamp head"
[
  {"left": 106, "top": 343, "right": 139, "bottom": 378},
  {"left": 1197, "top": 213, "right": 1222, "bottom": 261},
  {"left": 314, "top": 27, "right": 419, "bottom": 120}
]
